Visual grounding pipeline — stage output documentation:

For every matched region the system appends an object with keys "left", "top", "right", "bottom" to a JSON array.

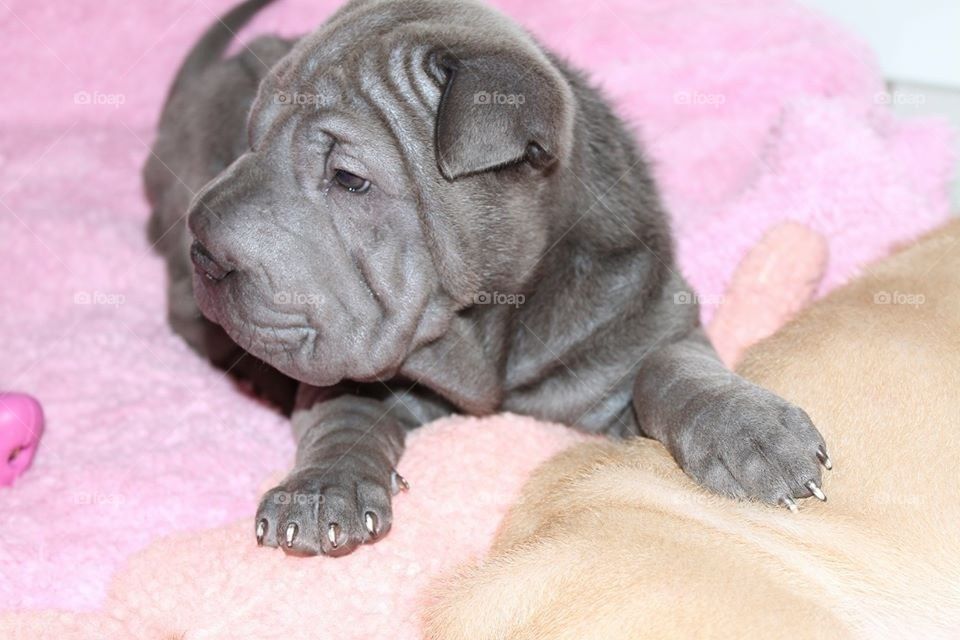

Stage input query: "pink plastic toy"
[{"left": 0, "top": 393, "right": 44, "bottom": 486}]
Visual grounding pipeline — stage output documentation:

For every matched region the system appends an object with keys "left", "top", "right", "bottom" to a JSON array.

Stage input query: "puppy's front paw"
[
  {"left": 674, "top": 383, "right": 831, "bottom": 509},
  {"left": 255, "top": 465, "right": 406, "bottom": 556}
]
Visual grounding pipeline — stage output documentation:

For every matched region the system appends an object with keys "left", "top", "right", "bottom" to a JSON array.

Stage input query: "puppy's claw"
[
  {"left": 781, "top": 497, "right": 798, "bottom": 513},
  {"left": 817, "top": 447, "right": 833, "bottom": 470},
  {"left": 806, "top": 480, "right": 827, "bottom": 501},
  {"left": 364, "top": 511, "right": 380, "bottom": 538},
  {"left": 391, "top": 470, "right": 410, "bottom": 494},
  {"left": 328, "top": 523, "right": 340, "bottom": 549},
  {"left": 256, "top": 519, "right": 266, "bottom": 546},
  {"left": 285, "top": 522, "right": 298, "bottom": 548}
]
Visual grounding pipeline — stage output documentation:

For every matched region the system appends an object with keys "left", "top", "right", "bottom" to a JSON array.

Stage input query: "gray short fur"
[{"left": 145, "top": 0, "right": 828, "bottom": 557}]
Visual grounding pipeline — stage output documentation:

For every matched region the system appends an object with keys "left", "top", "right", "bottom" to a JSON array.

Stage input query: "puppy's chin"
[
  {"left": 235, "top": 331, "right": 404, "bottom": 389},
  {"left": 192, "top": 272, "right": 415, "bottom": 387}
]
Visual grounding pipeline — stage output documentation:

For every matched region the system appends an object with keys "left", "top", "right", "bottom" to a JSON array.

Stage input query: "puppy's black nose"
[{"left": 190, "top": 241, "right": 233, "bottom": 282}]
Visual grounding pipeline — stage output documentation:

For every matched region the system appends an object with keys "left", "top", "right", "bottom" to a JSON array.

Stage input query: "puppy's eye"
[{"left": 333, "top": 169, "right": 370, "bottom": 194}]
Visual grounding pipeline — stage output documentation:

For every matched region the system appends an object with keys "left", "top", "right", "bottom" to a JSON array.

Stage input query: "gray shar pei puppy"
[{"left": 143, "top": 0, "right": 830, "bottom": 557}]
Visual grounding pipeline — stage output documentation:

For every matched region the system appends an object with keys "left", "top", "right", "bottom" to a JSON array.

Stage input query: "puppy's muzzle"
[{"left": 190, "top": 240, "right": 233, "bottom": 282}]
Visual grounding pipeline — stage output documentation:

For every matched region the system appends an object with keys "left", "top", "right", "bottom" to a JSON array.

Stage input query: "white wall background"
[{"left": 800, "top": 0, "right": 960, "bottom": 89}]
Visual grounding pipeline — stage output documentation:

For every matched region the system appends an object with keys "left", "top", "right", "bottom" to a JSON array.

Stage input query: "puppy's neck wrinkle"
[
  {"left": 503, "top": 247, "right": 658, "bottom": 379},
  {"left": 400, "top": 313, "right": 504, "bottom": 415},
  {"left": 490, "top": 57, "right": 676, "bottom": 430}
]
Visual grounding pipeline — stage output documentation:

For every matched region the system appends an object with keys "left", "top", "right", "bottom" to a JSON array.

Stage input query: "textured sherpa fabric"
[{"left": 0, "top": 0, "right": 952, "bottom": 635}]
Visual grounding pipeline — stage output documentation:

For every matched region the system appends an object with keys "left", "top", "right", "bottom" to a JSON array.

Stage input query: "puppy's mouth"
[{"left": 190, "top": 240, "right": 234, "bottom": 283}]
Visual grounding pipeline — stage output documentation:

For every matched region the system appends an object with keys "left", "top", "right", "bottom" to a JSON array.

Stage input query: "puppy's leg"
[
  {"left": 633, "top": 277, "right": 829, "bottom": 506},
  {"left": 256, "top": 384, "right": 445, "bottom": 556}
]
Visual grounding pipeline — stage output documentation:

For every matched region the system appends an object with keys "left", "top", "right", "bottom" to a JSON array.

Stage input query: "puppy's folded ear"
[{"left": 433, "top": 48, "right": 574, "bottom": 180}]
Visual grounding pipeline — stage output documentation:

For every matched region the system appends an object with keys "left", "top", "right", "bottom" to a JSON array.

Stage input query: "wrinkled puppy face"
[{"left": 187, "top": 0, "right": 574, "bottom": 387}]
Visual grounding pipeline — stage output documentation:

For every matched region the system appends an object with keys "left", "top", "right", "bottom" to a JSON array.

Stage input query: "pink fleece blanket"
[{"left": 0, "top": 0, "right": 952, "bottom": 636}]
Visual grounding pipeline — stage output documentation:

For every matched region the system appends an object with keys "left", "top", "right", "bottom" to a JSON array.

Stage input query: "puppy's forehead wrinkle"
[
  {"left": 252, "top": 99, "right": 297, "bottom": 153},
  {"left": 374, "top": 41, "right": 441, "bottom": 122},
  {"left": 288, "top": 0, "right": 531, "bottom": 93},
  {"left": 400, "top": 44, "right": 441, "bottom": 116},
  {"left": 342, "top": 45, "right": 463, "bottom": 285},
  {"left": 361, "top": 46, "right": 439, "bottom": 148},
  {"left": 355, "top": 73, "right": 424, "bottom": 176},
  {"left": 294, "top": 0, "right": 445, "bottom": 77}
]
